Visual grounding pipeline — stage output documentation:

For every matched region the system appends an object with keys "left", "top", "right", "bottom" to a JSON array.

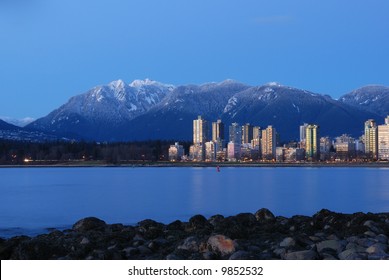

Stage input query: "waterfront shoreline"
[
  {"left": 1, "top": 209, "right": 389, "bottom": 260},
  {"left": 0, "top": 161, "right": 389, "bottom": 168}
]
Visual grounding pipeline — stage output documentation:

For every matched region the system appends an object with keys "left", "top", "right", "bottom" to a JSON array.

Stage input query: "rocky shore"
[{"left": 1, "top": 209, "right": 389, "bottom": 260}]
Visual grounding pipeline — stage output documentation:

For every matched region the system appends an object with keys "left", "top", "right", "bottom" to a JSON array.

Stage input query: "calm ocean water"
[{"left": 0, "top": 167, "right": 388, "bottom": 238}]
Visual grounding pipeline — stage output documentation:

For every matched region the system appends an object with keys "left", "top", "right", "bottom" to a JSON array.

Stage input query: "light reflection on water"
[{"left": 0, "top": 167, "right": 388, "bottom": 238}]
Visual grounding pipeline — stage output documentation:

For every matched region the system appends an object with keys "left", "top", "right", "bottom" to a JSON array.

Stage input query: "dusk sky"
[{"left": 1, "top": 0, "right": 389, "bottom": 119}]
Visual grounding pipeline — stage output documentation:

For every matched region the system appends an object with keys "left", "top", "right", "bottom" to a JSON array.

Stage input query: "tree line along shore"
[{"left": 0, "top": 139, "right": 388, "bottom": 166}]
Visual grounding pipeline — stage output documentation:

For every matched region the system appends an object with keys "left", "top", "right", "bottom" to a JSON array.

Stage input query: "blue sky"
[{"left": 1, "top": 0, "right": 389, "bottom": 119}]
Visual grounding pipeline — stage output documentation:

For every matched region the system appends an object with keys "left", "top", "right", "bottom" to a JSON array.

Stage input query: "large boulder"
[
  {"left": 207, "top": 235, "right": 236, "bottom": 257},
  {"left": 72, "top": 217, "right": 107, "bottom": 232},
  {"left": 255, "top": 208, "right": 275, "bottom": 222}
]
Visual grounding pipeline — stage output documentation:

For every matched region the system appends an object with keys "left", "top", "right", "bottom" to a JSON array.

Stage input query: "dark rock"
[
  {"left": 279, "top": 237, "right": 296, "bottom": 248},
  {"left": 363, "top": 220, "right": 382, "bottom": 234},
  {"left": 375, "top": 234, "right": 388, "bottom": 244},
  {"left": 212, "top": 215, "right": 255, "bottom": 239},
  {"left": 107, "top": 223, "right": 124, "bottom": 233},
  {"left": 137, "top": 219, "right": 164, "bottom": 240},
  {"left": 338, "top": 249, "right": 365, "bottom": 260},
  {"left": 366, "top": 243, "right": 388, "bottom": 255},
  {"left": 208, "top": 215, "right": 225, "bottom": 227},
  {"left": 138, "top": 219, "right": 163, "bottom": 230},
  {"left": 72, "top": 217, "right": 106, "bottom": 232},
  {"left": 189, "top": 215, "right": 211, "bottom": 230},
  {"left": 229, "top": 250, "right": 250, "bottom": 260},
  {"left": 284, "top": 250, "right": 318, "bottom": 260},
  {"left": 13, "top": 239, "right": 67, "bottom": 260},
  {"left": 166, "top": 220, "right": 184, "bottom": 231},
  {"left": 235, "top": 213, "right": 257, "bottom": 227},
  {"left": 166, "top": 253, "right": 182, "bottom": 260},
  {"left": 255, "top": 208, "right": 275, "bottom": 222},
  {"left": 177, "top": 236, "right": 200, "bottom": 252},
  {"left": 321, "top": 253, "right": 338, "bottom": 260},
  {"left": 316, "top": 239, "right": 346, "bottom": 254},
  {"left": 364, "top": 231, "right": 376, "bottom": 237},
  {"left": 0, "top": 236, "right": 31, "bottom": 259},
  {"left": 203, "top": 251, "right": 217, "bottom": 260},
  {"left": 357, "top": 238, "right": 377, "bottom": 248},
  {"left": 273, "top": 248, "right": 286, "bottom": 258},
  {"left": 3, "top": 209, "right": 389, "bottom": 260},
  {"left": 345, "top": 242, "right": 366, "bottom": 253},
  {"left": 138, "top": 245, "right": 153, "bottom": 256},
  {"left": 122, "top": 247, "right": 139, "bottom": 258}
]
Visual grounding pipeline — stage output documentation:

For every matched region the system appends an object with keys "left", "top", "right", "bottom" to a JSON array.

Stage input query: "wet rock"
[
  {"left": 14, "top": 239, "right": 66, "bottom": 260},
  {"left": 166, "top": 220, "right": 183, "bottom": 231},
  {"left": 80, "top": 237, "right": 90, "bottom": 245},
  {"left": 207, "top": 235, "right": 236, "bottom": 257},
  {"left": 255, "top": 208, "right": 275, "bottom": 222},
  {"left": 189, "top": 215, "right": 211, "bottom": 230},
  {"left": 316, "top": 240, "right": 346, "bottom": 254},
  {"left": 375, "top": 234, "right": 388, "bottom": 244},
  {"left": 2, "top": 209, "right": 389, "bottom": 260},
  {"left": 363, "top": 220, "right": 382, "bottom": 234},
  {"left": 208, "top": 215, "right": 225, "bottom": 227},
  {"left": 212, "top": 215, "right": 254, "bottom": 239},
  {"left": 137, "top": 219, "right": 164, "bottom": 240},
  {"left": 122, "top": 247, "right": 139, "bottom": 257},
  {"left": 284, "top": 250, "right": 318, "bottom": 260},
  {"left": 280, "top": 237, "right": 296, "bottom": 248},
  {"left": 322, "top": 253, "right": 338, "bottom": 260},
  {"left": 345, "top": 242, "right": 366, "bottom": 253},
  {"left": 273, "top": 248, "right": 286, "bottom": 258},
  {"left": 235, "top": 213, "right": 257, "bottom": 227},
  {"left": 295, "top": 235, "right": 314, "bottom": 247},
  {"left": 357, "top": 238, "right": 376, "bottom": 248},
  {"left": 137, "top": 245, "right": 152, "bottom": 256},
  {"left": 364, "top": 231, "right": 376, "bottom": 237},
  {"left": 202, "top": 251, "right": 217, "bottom": 260},
  {"left": 178, "top": 236, "right": 200, "bottom": 252},
  {"left": 72, "top": 217, "right": 106, "bottom": 232},
  {"left": 366, "top": 243, "right": 388, "bottom": 255},
  {"left": 166, "top": 253, "right": 182, "bottom": 260},
  {"left": 229, "top": 250, "right": 250, "bottom": 260},
  {"left": 338, "top": 249, "right": 365, "bottom": 260}
]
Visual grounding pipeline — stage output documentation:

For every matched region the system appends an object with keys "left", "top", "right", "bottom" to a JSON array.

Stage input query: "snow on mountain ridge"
[{"left": 0, "top": 116, "right": 36, "bottom": 127}]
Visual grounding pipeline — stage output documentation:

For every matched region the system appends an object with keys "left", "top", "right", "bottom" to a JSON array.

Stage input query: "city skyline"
[
  {"left": 178, "top": 115, "right": 389, "bottom": 162},
  {"left": 1, "top": 0, "right": 389, "bottom": 119}
]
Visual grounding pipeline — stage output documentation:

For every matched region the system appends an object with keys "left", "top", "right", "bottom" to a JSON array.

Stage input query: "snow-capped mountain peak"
[
  {"left": 109, "top": 79, "right": 127, "bottom": 90},
  {"left": 27, "top": 78, "right": 177, "bottom": 140},
  {"left": 265, "top": 82, "right": 282, "bottom": 87},
  {"left": 130, "top": 78, "right": 155, "bottom": 87},
  {"left": 129, "top": 78, "right": 175, "bottom": 91}
]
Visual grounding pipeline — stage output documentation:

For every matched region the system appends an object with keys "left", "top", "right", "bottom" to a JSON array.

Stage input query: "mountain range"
[
  {"left": 1, "top": 79, "right": 388, "bottom": 142},
  {"left": 0, "top": 119, "right": 61, "bottom": 142}
]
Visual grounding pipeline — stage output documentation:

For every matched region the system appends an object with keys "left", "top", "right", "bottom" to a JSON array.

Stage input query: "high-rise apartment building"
[
  {"left": 261, "top": 125, "right": 276, "bottom": 160},
  {"left": 378, "top": 116, "right": 389, "bottom": 160},
  {"left": 251, "top": 126, "right": 261, "bottom": 149},
  {"left": 241, "top": 123, "right": 253, "bottom": 144},
  {"left": 229, "top": 122, "right": 241, "bottom": 144},
  {"left": 193, "top": 116, "right": 209, "bottom": 145},
  {"left": 253, "top": 126, "right": 261, "bottom": 141},
  {"left": 319, "top": 136, "right": 331, "bottom": 160},
  {"left": 364, "top": 119, "right": 378, "bottom": 160},
  {"left": 300, "top": 123, "right": 309, "bottom": 142},
  {"left": 227, "top": 141, "right": 241, "bottom": 161},
  {"left": 212, "top": 119, "right": 224, "bottom": 142},
  {"left": 305, "top": 124, "right": 320, "bottom": 160}
]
